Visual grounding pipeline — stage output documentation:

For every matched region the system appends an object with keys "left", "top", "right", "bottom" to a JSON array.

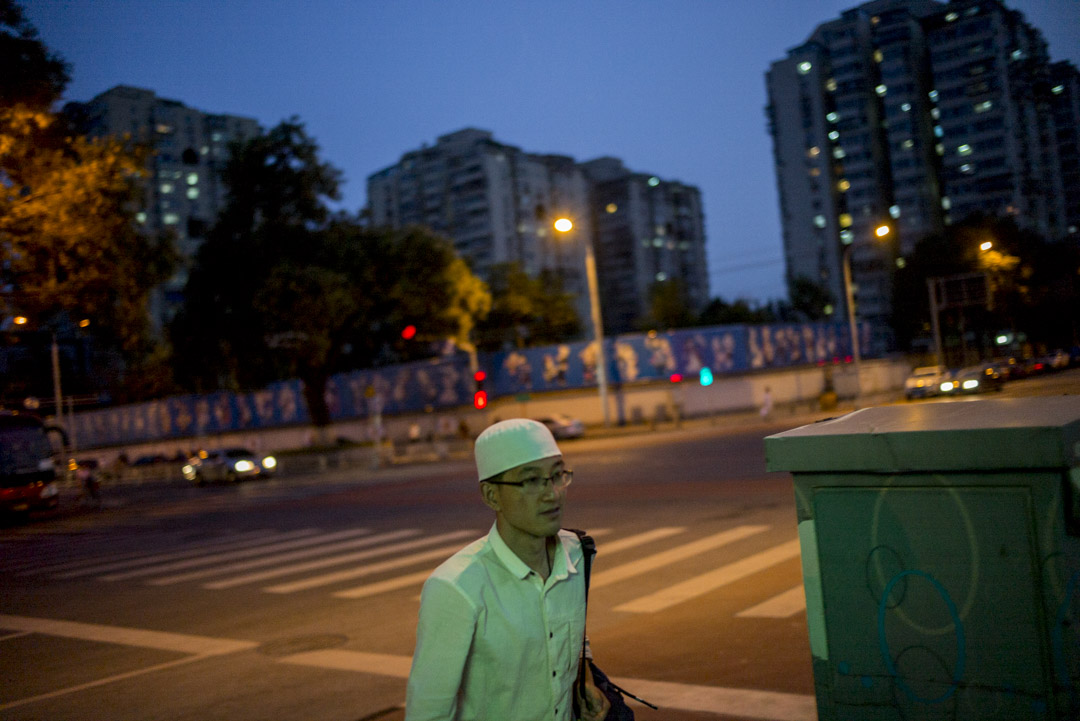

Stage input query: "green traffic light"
[{"left": 699, "top": 367, "right": 714, "bottom": 386}]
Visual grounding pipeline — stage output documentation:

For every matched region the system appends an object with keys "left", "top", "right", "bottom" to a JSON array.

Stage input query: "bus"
[{"left": 0, "top": 411, "right": 63, "bottom": 515}]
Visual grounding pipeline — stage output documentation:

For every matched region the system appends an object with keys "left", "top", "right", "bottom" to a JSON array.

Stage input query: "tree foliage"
[
  {"left": 643, "top": 279, "right": 697, "bottom": 331},
  {"left": 474, "top": 262, "right": 580, "bottom": 350},
  {"left": 893, "top": 213, "right": 1079, "bottom": 359},
  {"left": 697, "top": 296, "right": 775, "bottom": 326},
  {"left": 0, "top": 0, "right": 69, "bottom": 110},
  {"left": 172, "top": 121, "right": 491, "bottom": 427},
  {"left": 786, "top": 274, "right": 834, "bottom": 321}
]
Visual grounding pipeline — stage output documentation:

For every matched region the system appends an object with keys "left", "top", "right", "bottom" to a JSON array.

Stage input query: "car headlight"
[
  {"left": 233, "top": 460, "right": 255, "bottom": 473},
  {"left": 39, "top": 482, "right": 59, "bottom": 499},
  {"left": 940, "top": 381, "right": 955, "bottom": 392},
  {"left": 181, "top": 464, "right": 197, "bottom": 480},
  {"left": 261, "top": 456, "right": 277, "bottom": 470},
  {"left": 962, "top": 379, "right": 979, "bottom": 390}
]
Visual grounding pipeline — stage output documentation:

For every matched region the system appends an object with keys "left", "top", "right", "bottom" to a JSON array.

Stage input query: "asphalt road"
[{"left": 2, "top": 369, "right": 1078, "bottom": 721}]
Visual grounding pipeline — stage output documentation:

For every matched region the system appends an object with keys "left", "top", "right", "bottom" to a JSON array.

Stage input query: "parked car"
[
  {"left": 904, "top": 366, "right": 949, "bottom": 399},
  {"left": 939, "top": 364, "right": 1003, "bottom": 395},
  {"left": 537, "top": 414, "right": 585, "bottom": 439},
  {"left": 0, "top": 412, "right": 63, "bottom": 516},
  {"left": 181, "top": 447, "right": 277, "bottom": 485}
]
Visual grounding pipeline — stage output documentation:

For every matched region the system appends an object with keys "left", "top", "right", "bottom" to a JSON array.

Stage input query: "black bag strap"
[{"left": 566, "top": 528, "right": 657, "bottom": 711}]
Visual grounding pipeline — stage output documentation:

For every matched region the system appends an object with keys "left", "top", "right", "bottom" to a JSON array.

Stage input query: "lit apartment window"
[
  {"left": 839, "top": 213, "right": 853, "bottom": 228},
  {"left": 809, "top": 167, "right": 821, "bottom": 177},
  {"left": 807, "top": 146, "right": 821, "bottom": 158},
  {"left": 941, "top": 197, "right": 952, "bottom": 210},
  {"left": 840, "top": 229, "right": 854, "bottom": 243},
  {"left": 958, "top": 144, "right": 973, "bottom": 156},
  {"left": 826, "top": 78, "right": 838, "bottom": 92},
  {"left": 187, "top": 187, "right": 199, "bottom": 200},
  {"left": 974, "top": 100, "right": 993, "bottom": 112},
  {"left": 1052, "top": 85, "right": 1065, "bottom": 95},
  {"left": 648, "top": 176, "right": 660, "bottom": 187},
  {"left": 889, "top": 205, "right": 901, "bottom": 218},
  {"left": 960, "top": 164, "right": 975, "bottom": 174},
  {"left": 1011, "top": 49, "right": 1025, "bottom": 61},
  {"left": 605, "top": 203, "right": 617, "bottom": 213},
  {"left": 656, "top": 272, "right": 668, "bottom": 281},
  {"left": 936, "top": 143, "right": 945, "bottom": 156},
  {"left": 874, "top": 50, "right": 884, "bottom": 63},
  {"left": 903, "top": 139, "right": 915, "bottom": 150},
  {"left": 652, "top": 238, "right": 664, "bottom": 248},
  {"left": 929, "top": 90, "right": 939, "bottom": 102},
  {"left": 833, "top": 147, "right": 846, "bottom": 159},
  {"left": 901, "top": 103, "right": 912, "bottom": 112},
  {"left": 135, "top": 212, "right": 147, "bottom": 224},
  {"left": 945, "top": 12, "right": 958, "bottom": 22},
  {"left": 163, "top": 213, "right": 180, "bottom": 225},
  {"left": 160, "top": 183, "right": 173, "bottom": 194},
  {"left": 826, "top": 112, "right": 839, "bottom": 123},
  {"left": 934, "top": 126, "right": 944, "bottom": 138},
  {"left": 838, "top": 179, "right": 851, "bottom": 192},
  {"left": 200, "top": 145, "right": 209, "bottom": 155},
  {"left": 931, "top": 108, "right": 940, "bottom": 119},
  {"left": 828, "top": 130, "right": 840, "bottom": 140},
  {"left": 875, "top": 84, "right": 887, "bottom": 97},
  {"left": 896, "top": 257, "right": 907, "bottom": 269},
  {"left": 798, "top": 61, "right": 812, "bottom": 74},
  {"left": 187, "top": 173, "right": 199, "bottom": 185},
  {"left": 814, "top": 215, "right": 827, "bottom": 228}
]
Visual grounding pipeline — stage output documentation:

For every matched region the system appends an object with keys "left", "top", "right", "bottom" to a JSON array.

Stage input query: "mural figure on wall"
[
  {"left": 504, "top": 351, "right": 533, "bottom": 390},
  {"left": 214, "top": 395, "right": 233, "bottom": 429},
  {"left": 682, "top": 334, "right": 707, "bottom": 375},
  {"left": 254, "top": 390, "right": 275, "bottom": 424},
  {"left": 645, "top": 334, "right": 676, "bottom": 376},
  {"left": 579, "top": 341, "right": 601, "bottom": 384},
  {"left": 195, "top": 398, "right": 211, "bottom": 433},
  {"left": 278, "top": 384, "right": 300, "bottom": 422},
  {"left": 543, "top": 346, "right": 571, "bottom": 386},
  {"left": 711, "top": 332, "right": 736, "bottom": 371},
  {"left": 614, "top": 341, "right": 640, "bottom": 383}
]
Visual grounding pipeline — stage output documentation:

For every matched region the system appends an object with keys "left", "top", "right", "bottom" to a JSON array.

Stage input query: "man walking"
[{"left": 406, "top": 418, "right": 609, "bottom": 721}]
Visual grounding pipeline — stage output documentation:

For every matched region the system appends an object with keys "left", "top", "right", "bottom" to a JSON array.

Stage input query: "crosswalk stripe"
[
  {"left": 101, "top": 528, "right": 374, "bottom": 582},
  {"left": 204, "top": 529, "right": 476, "bottom": 590},
  {"left": 17, "top": 530, "right": 276, "bottom": 576},
  {"left": 147, "top": 529, "right": 421, "bottom": 586},
  {"left": 615, "top": 539, "right": 802, "bottom": 613},
  {"left": 334, "top": 528, "right": 616, "bottom": 600},
  {"left": 279, "top": 649, "right": 413, "bottom": 678},
  {"left": 736, "top": 585, "right": 806, "bottom": 618},
  {"left": 590, "top": 525, "right": 769, "bottom": 590},
  {"left": 265, "top": 541, "right": 470, "bottom": 594},
  {"left": 51, "top": 529, "right": 321, "bottom": 579},
  {"left": 333, "top": 569, "right": 432, "bottom": 599},
  {"left": 594, "top": 527, "right": 685, "bottom": 555}
]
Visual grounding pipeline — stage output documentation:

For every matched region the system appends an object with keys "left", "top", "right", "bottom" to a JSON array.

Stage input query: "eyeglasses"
[{"left": 484, "top": 469, "right": 573, "bottom": 495}]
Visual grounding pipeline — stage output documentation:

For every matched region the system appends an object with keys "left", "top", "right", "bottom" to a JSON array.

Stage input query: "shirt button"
[
  {"left": 552, "top": 670, "right": 556, "bottom": 677},
  {"left": 549, "top": 632, "right": 553, "bottom": 638}
]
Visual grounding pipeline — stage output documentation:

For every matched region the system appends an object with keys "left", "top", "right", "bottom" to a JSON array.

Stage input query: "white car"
[
  {"left": 537, "top": 414, "right": 585, "bottom": 439},
  {"left": 182, "top": 447, "right": 277, "bottom": 484},
  {"left": 904, "top": 366, "right": 949, "bottom": 399}
]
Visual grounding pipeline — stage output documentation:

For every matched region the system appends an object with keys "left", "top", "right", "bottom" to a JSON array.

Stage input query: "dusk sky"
[{"left": 24, "top": 0, "right": 1080, "bottom": 305}]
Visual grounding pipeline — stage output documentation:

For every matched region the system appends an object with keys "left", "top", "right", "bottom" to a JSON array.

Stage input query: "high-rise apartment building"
[
  {"left": 767, "top": 0, "right": 1078, "bottom": 345},
  {"left": 66, "top": 86, "right": 260, "bottom": 325},
  {"left": 367, "top": 129, "right": 709, "bottom": 336}
]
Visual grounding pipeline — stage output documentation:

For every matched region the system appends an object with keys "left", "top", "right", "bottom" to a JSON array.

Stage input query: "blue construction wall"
[{"left": 72, "top": 321, "right": 867, "bottom": 448}]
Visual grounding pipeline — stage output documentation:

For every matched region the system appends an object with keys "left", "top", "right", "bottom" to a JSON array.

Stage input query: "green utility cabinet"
[{"left": 765, "top": 397, "right": 1080, "bottom": 720}]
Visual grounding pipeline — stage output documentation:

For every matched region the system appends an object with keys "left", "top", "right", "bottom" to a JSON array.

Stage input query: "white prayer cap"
[{"left": 475, "top": 418, "right": 561, "bottom": 481}]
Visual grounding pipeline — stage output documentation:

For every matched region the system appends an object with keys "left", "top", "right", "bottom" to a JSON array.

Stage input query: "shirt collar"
[{"left": 488, "top": 522, "right": 577, "bottom": 582}]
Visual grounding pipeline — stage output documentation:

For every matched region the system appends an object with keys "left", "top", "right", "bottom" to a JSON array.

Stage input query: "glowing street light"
[
  {"left": 980, "top": 241, "right": 993, "bottom": 252},
  {"left": 842, "top": 223, "right": 891, "bottom": 399},
  {"left": 554, "top": 216, "right": 610, "bottom": 426}
]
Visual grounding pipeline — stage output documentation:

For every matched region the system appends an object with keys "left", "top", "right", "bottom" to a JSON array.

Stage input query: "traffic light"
[
  {"left": 669, "top": 373, "right": 683, "bottom": 383},
  {"left": 699, "top": 367, "right": 714, "bottom": 386},
  {"left": 401, "top": 325, "right": 417, "bottom": 340},
  {"left": 473, "top": 370, "right": 487, "bottom": 410}
]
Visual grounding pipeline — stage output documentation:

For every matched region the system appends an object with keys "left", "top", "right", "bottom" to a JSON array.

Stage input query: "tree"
[
  {"left": 698, "top": 296, "right": 775, "bottom": 326},
  {"left": 474, "top": 262, "right": 581, "bottom": 350},
  {"left": 0, "top": 107, "right": 179, "bottom": 396},
  {"left": 786, "top": 274, "right": 834, "bottom": 321},
  {"left": 643, "top": 279, "right": 697, "bottom": 331},
  {"left": 172, "top": 121, "right": 491, "bottom": 429},
  {"left": 0, "top": 0, "right": 69, "bottom": 110}
]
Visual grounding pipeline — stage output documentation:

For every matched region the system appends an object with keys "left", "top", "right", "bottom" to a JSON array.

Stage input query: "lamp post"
[
  {"left": 841, "top": 223, "right": 891, "bottom": 399},
  {"left": 554, "top": 217, "right": 610, "bottom": 426}
]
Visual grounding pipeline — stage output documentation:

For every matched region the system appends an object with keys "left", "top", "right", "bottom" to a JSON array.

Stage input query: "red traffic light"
[
  {"left": 474, "top": 370, "right": 486, "bottom": 383},
  {"left": 401, "top": 325, "right": 417, "bottom": 340},
  {"left": 473, "top": 390, "right": 488, "bottom": 410},
  {"left": 669, "top": 373, "right": 683, "bottom": 383}
]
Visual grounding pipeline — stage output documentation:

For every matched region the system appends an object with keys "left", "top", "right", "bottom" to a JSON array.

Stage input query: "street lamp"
[
  {"left": 554, "top": 217, "right": 610, "bottom": 426},
  {"left": 841, "top": 223, "right": 891, "bottom": 399}
]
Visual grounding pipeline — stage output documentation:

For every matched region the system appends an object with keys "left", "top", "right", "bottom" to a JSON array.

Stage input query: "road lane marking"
[
  {"left": 279, "top": 649, "right": 413, "bottom": 678},
  {"left": 102, "top": 527, "right": 374, "bottom": 581},
  {"left": 265, "top": 542, "right": 469, "bottom": 593},
  {"left": 0, "top": 630, "right": 32, "bottom": 641},
  {"left": 615, "top": 539, "right": 802, "bottom": 613},
  {"left": 736, "top": 584, "right": 806, "bottom": 618},
  {"left": 609, "top": 677, "right": 815, "bottom": 721},
  {"left": 52, "top": 529, "right": 321, "bottom": 579},
  {"left": 590, "top": 525, "right": 769, "bottom": 589},
  {"left": 205, "top": 529, "right": 477, "bottom": 590},
  {"left": 0, "top": 613, "right": 258, "bottom": 655},
  {"left": 149, "top": 529, "right": 421, "bottom": 585}
]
